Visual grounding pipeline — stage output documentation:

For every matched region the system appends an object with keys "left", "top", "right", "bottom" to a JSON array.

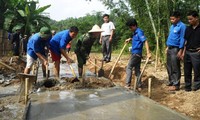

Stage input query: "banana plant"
[{"left": 3, "top": 0, "right": 51, "bottom": 35}]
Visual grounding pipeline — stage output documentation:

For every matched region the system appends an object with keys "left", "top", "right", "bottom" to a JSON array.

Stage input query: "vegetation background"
[{"left": 1, "top": 0, "right": 200, "bottom": 68}]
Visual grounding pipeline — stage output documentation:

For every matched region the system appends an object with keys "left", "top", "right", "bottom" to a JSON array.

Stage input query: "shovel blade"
[{"left": 98, "top": 69, "right": 104, "bottom": 77}]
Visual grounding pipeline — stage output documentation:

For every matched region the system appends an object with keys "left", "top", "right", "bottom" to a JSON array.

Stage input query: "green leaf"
[{"left": 17, "top": 10, "right": 26, "bottom": 17}]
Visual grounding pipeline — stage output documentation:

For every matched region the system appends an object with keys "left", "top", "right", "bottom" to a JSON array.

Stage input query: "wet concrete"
[{"left": 28, "top": 87, "right": 190, "bottom": 120}]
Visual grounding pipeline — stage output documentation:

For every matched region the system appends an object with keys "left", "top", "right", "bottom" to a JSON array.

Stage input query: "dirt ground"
[{"left": 0, "top": 53, "right": 200, "bottom": 120}]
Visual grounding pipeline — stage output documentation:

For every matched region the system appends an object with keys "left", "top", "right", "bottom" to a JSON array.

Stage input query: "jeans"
[
  {"left": 184, "top": 50, "right": 200, "bottom": 90},
  {"left": 102, "top": 36, "right": 111, "bottom": 61},
  {"left": 166, "top": 47, "right": 181, "bottom": 88},
  {"left": 126, "top": 54, "right": 142, "bottom": 87}
]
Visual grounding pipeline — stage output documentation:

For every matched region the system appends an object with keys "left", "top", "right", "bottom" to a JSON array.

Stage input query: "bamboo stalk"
[
  {"left": 148, "top": 78, "right": 152, "bottom": 98},
  {"left": 0, "top": 60, "right": 16, "bottom": 71}
]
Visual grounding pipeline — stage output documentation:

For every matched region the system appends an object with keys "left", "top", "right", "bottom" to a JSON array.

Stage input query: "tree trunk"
[{"left": 144, "top": 0, "right": 159, "bottom": 70}]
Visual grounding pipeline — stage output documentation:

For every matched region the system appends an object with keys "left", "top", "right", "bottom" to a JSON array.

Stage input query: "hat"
[
  {"left": 88, "top": 25, "right": 104, "bottom": 33},
  {"left": 40, "top": 27, "right": 51, "bottom": 38}
]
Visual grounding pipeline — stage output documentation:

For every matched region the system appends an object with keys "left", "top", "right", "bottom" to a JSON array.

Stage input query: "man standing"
[
  {"left": 166, "top": 11, "right": 186, "bottom": 91},
  {"left": 12, "top": 26, "right": 21, "bottom": 56},
  {"left": 24, "top": 27, "right": 51, "bottom": 76},
  {"left": 99, "top": 14, "right": 115, "bottom": 63},
  {"left": 49, "top": 26, "right": 79, "bottom": 79},
  {"left": 183, "top": 10, "right": 200, "bottom": 91},
  {"left": 75, "top": 25, "right": 103, "bottom": 77},
  {"left": 125, "top": 18, "right": 151, "bottom": 91}
]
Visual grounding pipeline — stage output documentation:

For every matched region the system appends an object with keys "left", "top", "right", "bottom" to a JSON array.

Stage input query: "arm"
[
  {"left": 36, "top": 52, "right": 48, "bottom": 65},
  {"left": 177, "top": 25, "right": 186, "bottom": 59},
  {"left": 60, "top": 48, "right": 72, "bottom": 63},
  {"left": 125, "top": 38, "right": 132, "bottom": 43},
  {"left": 109, "top": 29, "right": 114, "bottom": 42},
  {"left": 99, "top": 33, "right": 103, "bottom": 44}
]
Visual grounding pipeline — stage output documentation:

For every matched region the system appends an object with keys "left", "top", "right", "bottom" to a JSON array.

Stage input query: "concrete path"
[{"left": 28, "top": 87, "right": 190, "bottom": 120}]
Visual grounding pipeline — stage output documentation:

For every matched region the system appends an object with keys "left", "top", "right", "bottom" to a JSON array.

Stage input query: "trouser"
[
  {"left": 126, "top": 54, "right": 142, "bottom": 87},
  {"left": 76, "top": 53, "right": 86, "bottom": 77},
  {"left": 102, "top": 35, "right": 111, "bottom": 61},
  {"left": 166, "top": 47, "right": 181, "bottom": 88},
  {"left": 184, "top": 50, "right": 200, "bottom": 90},
  {"left": 13, "top": 42, "right": 20, "bottom": 56}
]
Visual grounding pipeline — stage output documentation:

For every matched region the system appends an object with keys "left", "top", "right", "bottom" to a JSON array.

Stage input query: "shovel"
[
  {"left": 98, "top": 60, "right": 104, "bottom": 77},
  {"left": 134, "top": 57, "right": 150, "bottom": 91},
  {"left": 45, "top": 64, "right": 50, "bottom": 81},
  {"left": 69, "top": 64, "right": 80, "bottom": 83},
  {"left": 109, "top": 42, "right": 128, "bottom": 79}
]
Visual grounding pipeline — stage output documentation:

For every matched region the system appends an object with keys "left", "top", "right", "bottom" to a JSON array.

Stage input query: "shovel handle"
[
  {"left": 46, "top": 64, "right": 48, "bottom": 80},
  {"left": 109, "top": 42, "right": 128, "bottom": 78},
  {"left": 88, "top": 59, "right": 101, "bottom": 69},
  {"left": 134, "top": 57, "right": 150, "bottom": 91},
  {"left": 69, "top": 65, "right": 76, "bottom": 77}
]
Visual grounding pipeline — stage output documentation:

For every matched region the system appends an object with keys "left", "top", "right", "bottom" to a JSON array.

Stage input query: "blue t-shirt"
[
  {"left": 166, "top": 21, "right": 186, "bottom": 48},
  {"left": 131, "top": 28, "right": 146, "bottom": 55},
  {"left": 49, "top": 30, "right": 72, "bottom": 56},
  {"left": 27, "top": 33, "right": 50, "bottom": 60}
]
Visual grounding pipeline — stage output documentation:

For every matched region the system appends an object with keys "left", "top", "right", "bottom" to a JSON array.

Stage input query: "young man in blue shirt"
[
  {"left": 24, "top": 27, "right": 51, "bottom": 76},
  {"left": 166, "top": 11, "right": 186, "bottom": 91},
  {"left": 125, "top": 18, "right": 151, "bottom": 91},
  {"left": 49, "top": 26, "right": 79, "bottom": 79}
]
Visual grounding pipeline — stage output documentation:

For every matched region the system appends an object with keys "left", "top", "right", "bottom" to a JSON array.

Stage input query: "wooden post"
[
  {"left": 94, "top": 59, "right": 97, "bottom": 76},
  {"left": 25, "top": 78, "right": 29, "bottom": 105},
  {"left": 148, "top": 78, "right": 152, "bottom": 98},
  {"left": 134, "top": 76, "right": 137, "bottom": 91}
]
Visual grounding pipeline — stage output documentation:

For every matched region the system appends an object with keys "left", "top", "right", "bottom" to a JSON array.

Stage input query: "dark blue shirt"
[
  {"left": 49, "top": 30, "right": 72, "bottom": 56},
  {"left": 166, "top": 21, "right": 186, "bottom": 48},
  {"left": 131, "top": 28, "right": 146, "bottom": 55},
  {"left": 27, "top": 33, "right": 50, "bottom": 60}
]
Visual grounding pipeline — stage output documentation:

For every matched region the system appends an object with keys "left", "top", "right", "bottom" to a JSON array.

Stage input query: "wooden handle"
[
  {"left": 88, "top": 59, "right": 101, "bottom": 69},
  {"left": 134, "top": 57, "right": 150, "bottom": 91},
  {"left": 109, "top": 43, "right": 127, "bottom": 78},
  {"left": 69, "top": 65, "right": 76, "bottom": 77}
]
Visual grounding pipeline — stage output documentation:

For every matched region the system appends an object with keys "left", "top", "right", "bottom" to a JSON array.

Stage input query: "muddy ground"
[{"left": 0, "top": 53, "right": 200, "bottom": 120}]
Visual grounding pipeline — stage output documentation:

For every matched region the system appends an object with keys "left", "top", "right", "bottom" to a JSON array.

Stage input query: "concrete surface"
[{"left": 28, "top": 87, "right": 190, "bottom": 120}]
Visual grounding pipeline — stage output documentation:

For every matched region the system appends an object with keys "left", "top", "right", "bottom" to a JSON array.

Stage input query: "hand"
[
  {"left": 125, "top": 38, "right": 131, "bottom": 43},
  {"left": 180, "top": 53, "right": 185, "bottom": 60},
  {"left": 99, "top": 39, "right": 102, "bottom": 44},
  {"left": 109, "top": 37, "right": 112, "bottom": 42},
  {"left": 66, "top": 57, "right": 72, "bottom": 64},
  {"left": 177, "top": 50, "right": 182, "bottom": 60},
  {"left": 44, "top": 60, "right": 48, "bottom": 66}
]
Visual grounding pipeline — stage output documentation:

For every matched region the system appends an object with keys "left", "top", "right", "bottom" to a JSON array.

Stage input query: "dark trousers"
[
  {"left": 126, "top": 54, "right": 142, "bottom": 87},
  {"left": 13, "top": 42, "right": 20, "bottom": 56},
  {"left": 184, "top": 50, "right": 200, "bottom": 90},
  {"left": 102, "top": 36, "right": 111, "bottom": 61},
  {"left": 166, "top": 48, "right": 181, "bottom": 88}
]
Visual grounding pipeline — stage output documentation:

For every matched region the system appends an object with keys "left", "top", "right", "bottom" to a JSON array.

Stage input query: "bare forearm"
[
  {"left": 60, "top": 49, "right": 69, "bottom": 60},
  {"left": 36, "top": 52, "right": 46, "bottom": 62}
]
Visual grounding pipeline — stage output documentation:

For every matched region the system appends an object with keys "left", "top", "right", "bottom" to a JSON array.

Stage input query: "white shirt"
[{"left": 101, "top": 21, "right": 115, "bottom": 36}]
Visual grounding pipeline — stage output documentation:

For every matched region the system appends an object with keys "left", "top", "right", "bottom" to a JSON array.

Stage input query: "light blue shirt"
[{"left": 167, "top": 21, "right": 186, "bottom": 48}]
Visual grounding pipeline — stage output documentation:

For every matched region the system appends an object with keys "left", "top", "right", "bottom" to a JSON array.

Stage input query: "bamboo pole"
[
  {"left": 145, "top": 0, "right": 159, "bottom": 71},
  {"left": 148, "top": 78, "right": 152, "bottom": 98},
  {"left": 0, "top": 60, "right": 16, "bottom": 71},
  {"left": 25, "top": 78, "right": 28, "bottom": 105}
]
